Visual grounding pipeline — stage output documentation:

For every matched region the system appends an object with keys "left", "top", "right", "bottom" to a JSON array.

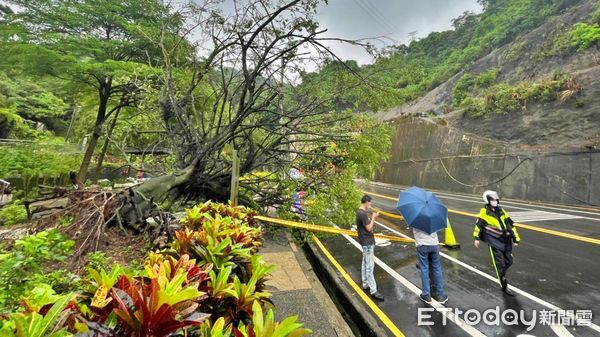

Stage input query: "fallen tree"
[{"left": 129, "top": 0, "right": 380, "bottom": 208}]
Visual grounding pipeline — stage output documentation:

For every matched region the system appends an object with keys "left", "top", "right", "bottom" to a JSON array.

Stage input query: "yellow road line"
[
  {"left": 255, "top": 215, "right": 414, "bottom": 243},
  {"left": 446, "top": 209, "right": 478, "bottom": 218},
  {"left": 364, "top": 191, "right": 600, "bottom": 245},
  {"left": 312, "top": 235, "right": 406, "bottom": 337},
  {"left": 373, "top": 209, "right": 404, "bottom": 220},
  {"left": 511, "top": 223, "right": 600, "bottom": 244},
  {"left": 365, "top": 190, "right": 402, "bottom": 202}
]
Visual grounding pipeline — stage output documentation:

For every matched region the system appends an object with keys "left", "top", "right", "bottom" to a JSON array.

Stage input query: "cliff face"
[{"left": 376, "top": 0, "right": 600, "bottom": 150}]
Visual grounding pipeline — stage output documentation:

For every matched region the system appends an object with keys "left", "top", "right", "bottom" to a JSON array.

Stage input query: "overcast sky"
[{"left": 315, "top": 0, "right": 482, "bottom": 64}]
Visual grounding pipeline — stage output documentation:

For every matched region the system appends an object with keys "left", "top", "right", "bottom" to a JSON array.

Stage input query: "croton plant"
[{"left": 0, "top": 202, "right": 311, "bottom": 337}]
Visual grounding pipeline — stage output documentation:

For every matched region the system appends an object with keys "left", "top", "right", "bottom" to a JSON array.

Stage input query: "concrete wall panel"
[{"left": 376, "top": 117, "right": 599, "bottom": 206}]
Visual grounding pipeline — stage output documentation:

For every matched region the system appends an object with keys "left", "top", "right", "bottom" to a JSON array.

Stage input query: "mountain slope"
[{"left": 376, "top": 0, "right": 600, "bottom": 149}]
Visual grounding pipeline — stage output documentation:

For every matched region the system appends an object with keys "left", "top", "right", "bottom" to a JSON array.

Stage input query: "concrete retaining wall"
[{"left": 376, "top": 117, "right": 600, "bottom": 206}]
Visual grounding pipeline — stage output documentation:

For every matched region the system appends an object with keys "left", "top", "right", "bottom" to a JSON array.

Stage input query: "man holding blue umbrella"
[{"left": 397, "top": 187, "right": 449, "bottom": 304}]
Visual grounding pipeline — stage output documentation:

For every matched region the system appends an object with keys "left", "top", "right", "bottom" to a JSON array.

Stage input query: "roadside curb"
[{"left": 302, "top": 240, "right": 390, "bottom": 337}]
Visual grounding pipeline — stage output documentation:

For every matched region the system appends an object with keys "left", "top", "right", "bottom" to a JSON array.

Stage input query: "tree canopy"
[{"left": 1, "top": 0, "right": 174, "bottom": 181}]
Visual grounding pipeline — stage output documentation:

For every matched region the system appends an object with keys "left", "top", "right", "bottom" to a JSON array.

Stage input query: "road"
[{"left": 314, "top": 181, "right": 600, "bottom": 337}]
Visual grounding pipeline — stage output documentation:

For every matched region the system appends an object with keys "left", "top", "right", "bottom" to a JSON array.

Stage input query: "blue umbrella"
[{"left": 396, "top": 186, "right": 448, "bottom": 234}]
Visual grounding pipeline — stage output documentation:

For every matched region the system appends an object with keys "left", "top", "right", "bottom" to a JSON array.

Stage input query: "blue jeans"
[
  {"left": 361, "top": 245, "right": 377, "bottom": 293},
  {"left": 417, "top": 245, "right": 446, "bottom": 297}
]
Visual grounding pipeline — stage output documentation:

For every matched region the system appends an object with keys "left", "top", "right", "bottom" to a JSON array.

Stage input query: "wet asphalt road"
[{"left": 317, "top": 182, "right": 600, "bottom": 337}]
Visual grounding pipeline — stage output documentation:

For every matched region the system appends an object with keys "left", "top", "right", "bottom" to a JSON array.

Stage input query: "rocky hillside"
[{"left": 376, "top": 0, "right": 600, "bottom": 150}]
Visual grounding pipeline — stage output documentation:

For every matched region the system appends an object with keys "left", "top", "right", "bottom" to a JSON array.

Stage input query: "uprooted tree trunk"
[
  {"left": 132, "top": 158, "right": 235, "bottom": 205},
  {"left": 22, "top": 165, "right": 233, "bottom": 266},
  {"left": 26, "top": 186, "right": 174, "bottom": 267},
  {"left": 133, "top": 165, "right": 197, "bottom": 202}
]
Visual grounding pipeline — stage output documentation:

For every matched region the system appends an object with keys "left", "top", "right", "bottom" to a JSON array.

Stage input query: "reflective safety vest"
[{"left": 473, "top": 206, "right": 520, "bottom": 243}]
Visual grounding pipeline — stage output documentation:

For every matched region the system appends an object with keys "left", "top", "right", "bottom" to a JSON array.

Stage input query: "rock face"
[
  {"left": 0, "top": 226, "right": 30, "bottom": 241},
  {"left": 28, "top": 197, "right": 69, "bottom": 219}
]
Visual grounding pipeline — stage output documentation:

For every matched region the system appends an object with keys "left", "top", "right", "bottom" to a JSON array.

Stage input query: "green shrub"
[
  {"left": 29, "top": 270, "right": 80, "bottom": 296},
  {"left": 233, "top": 301, "right": 311, "bottom": 336},
  {"left": 550, "top": 22, "right": 600, "bottom": 55},
  {"left": 0, "top": 200, "right": 28, "bottom": 226},
  {"left": 567, "top": 23, "right": 600, "bottom": 51},
  {"left": 460, "top": 75, "right": 570, "bottom": 118},
  {"left": 0, "top": 229, "right": 74, "bottom": 311},
  {"left": 2, "top": 290, "right": 75, "bottom": 337},
  {"left": 453, "top": 69, "right": 498, "bottom": 107},
  {"left": 483, "top": 83, "right": 524, "bottom": 113},
  {"left": 475, "top": 68, "right": 499, "bottom": 87},
  {"left": 0, "top": 202, "right": 312, "bottom": 336},
  {"left": 85, "top": 251, "right": 112, "bottom": 271},
  {"left": 462, "top": 97, "right": 487, "bottom": 118},
  {"left": 452, "top": 73, "right": 475, "bottom": 107}
]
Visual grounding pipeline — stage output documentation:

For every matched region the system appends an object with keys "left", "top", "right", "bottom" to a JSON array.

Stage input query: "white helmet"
[{"left": 482, "top": 190, "right": 500, "bottom": 204}]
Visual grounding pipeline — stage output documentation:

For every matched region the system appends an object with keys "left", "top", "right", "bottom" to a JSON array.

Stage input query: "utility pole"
[
  {"left": 279, "top": 57, "right": 288, "bottom": 175},
  {"left": 230, "top": 148, "right": 240, "bottom": 206}
]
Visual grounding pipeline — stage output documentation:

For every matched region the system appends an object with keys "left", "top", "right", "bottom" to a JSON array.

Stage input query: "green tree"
[
  {"left": 0, "top": 74, "right": 68, "bottom": 138},
  {"left": 0, "top": 0, "right": 173, "bottom": 182}
]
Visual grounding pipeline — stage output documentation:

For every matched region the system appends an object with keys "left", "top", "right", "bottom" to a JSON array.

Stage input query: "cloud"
[{"left": 315, "top": 0, "right": 482, "bottom": 64}]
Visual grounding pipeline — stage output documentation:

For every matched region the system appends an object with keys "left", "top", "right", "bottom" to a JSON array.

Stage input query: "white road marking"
[
  {"left": 509, "top": 211, "right": 582, "bottom": 223},
  {"left": 374, "top": 220, "right": 598, "bottom": 335},
  {"left": 338, "top": 229, "right": 487, "bottom": 337}
]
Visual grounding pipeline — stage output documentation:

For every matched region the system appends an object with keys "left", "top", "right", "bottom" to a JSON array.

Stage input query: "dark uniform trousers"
[{"left": 488, "top": 238, "right": 513, "bottom": 290}]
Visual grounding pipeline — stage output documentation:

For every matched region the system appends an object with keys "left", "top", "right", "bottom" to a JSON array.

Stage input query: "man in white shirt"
[{"left": 413, "top": 227, "right": 448, "bottom": 304}]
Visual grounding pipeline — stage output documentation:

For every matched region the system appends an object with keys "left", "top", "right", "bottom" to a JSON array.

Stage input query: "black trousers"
[{"left": 488, "top": 241, "right": 513, "bottom": 289}]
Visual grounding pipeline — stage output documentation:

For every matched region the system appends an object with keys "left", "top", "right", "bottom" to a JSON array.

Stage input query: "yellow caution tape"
[{"left": 254, "top": 215, "right": 414, "bottom": 243}]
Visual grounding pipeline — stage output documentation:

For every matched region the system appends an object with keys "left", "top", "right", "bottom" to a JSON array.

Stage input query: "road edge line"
[{"left": 312, "top": 235, "right": 406, "bottom": 337}]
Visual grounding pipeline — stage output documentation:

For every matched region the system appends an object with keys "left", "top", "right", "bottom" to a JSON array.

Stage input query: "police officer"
[{"left": 473, "top": 190, "right": 520, "bottom": 296}]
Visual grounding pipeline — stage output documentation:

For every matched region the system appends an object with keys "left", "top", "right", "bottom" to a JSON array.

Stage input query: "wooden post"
[{"left": 230, "top": 149, "right": 240, "bottom": 206}]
